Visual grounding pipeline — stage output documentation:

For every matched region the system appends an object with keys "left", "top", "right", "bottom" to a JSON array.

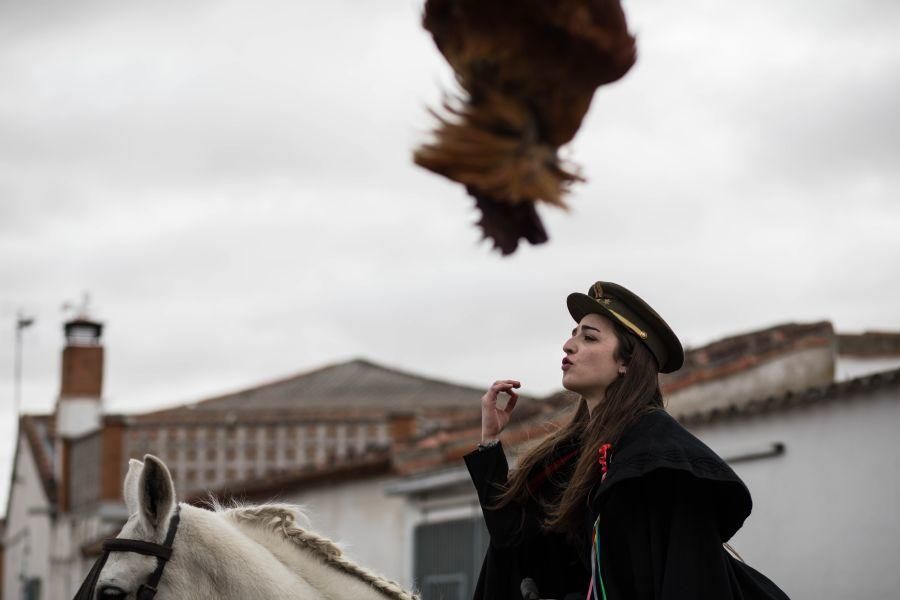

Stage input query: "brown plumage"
[{"left": 414, "top": 0, "right": 636, "bottom": 254}]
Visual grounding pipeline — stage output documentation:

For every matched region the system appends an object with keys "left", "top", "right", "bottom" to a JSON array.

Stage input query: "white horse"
[{"left": 89, "top": 454, "right": 419, "bottom": 600}]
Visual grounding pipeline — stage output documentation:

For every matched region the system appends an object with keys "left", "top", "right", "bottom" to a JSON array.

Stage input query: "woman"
[{"left": 464, "top": 281, "right": 791, "bottom": 600}]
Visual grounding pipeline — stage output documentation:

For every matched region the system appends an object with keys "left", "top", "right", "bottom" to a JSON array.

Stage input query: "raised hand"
[{"left": 481, "top": 379, "right": 521, "bottom": 442}]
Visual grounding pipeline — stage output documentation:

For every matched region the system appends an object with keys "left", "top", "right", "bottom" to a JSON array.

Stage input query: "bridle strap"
[
  {"left": 73, "top": 505, "right": 181, "bottom": 600},
  {"left": 136, "top": 506, "right": 181, "bottom": 599},
  {"left": 101, "top": 538, "right": 173, "bottom": 560}
]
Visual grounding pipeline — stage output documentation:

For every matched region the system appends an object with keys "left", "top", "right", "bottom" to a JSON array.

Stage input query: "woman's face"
[{"left": 561, "top": 313, "right": 625, "bottom": 398}]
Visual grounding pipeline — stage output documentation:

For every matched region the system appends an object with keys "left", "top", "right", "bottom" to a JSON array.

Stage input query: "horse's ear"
[
  {"left": 138, "top": 454, "right": 177, "bottom": 530},
  {"left": 124, "top": 458, "right": 144, "bottom": 516}
]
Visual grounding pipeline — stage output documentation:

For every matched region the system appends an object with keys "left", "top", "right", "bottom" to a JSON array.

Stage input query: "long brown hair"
[{"left": 493, "top": 318, "right": 664, "bottom": 539}]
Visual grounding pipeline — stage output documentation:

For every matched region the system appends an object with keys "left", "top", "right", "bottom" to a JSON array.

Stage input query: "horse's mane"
[{"left": 214, "top": 502, "right": 419, "bottom": 600}]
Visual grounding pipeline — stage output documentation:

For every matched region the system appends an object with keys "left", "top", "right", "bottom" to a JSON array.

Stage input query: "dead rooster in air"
[{"left": 414, "top": 0, "right": 637, "bottom": 254}]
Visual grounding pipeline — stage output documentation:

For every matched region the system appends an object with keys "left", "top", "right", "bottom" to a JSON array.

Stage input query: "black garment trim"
[{"left": 591, "top": 410, "right": 753, "bottom": 542}]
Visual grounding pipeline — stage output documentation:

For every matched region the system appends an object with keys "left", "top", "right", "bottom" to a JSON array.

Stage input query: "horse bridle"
[{"left": 73, "top": 505, "right": 181, "bottom": 600}]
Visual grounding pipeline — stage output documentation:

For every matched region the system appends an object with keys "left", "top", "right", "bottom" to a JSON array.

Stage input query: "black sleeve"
[
  {"left": 464, "top": 441, "right": 542, "bottom": 549},
  {"left": 595, "top": 469, "right": 739, "bottom": 600}
]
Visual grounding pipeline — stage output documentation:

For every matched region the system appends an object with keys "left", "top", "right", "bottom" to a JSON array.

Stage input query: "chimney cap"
[{"left": 64, "top": 318, "right": 103, "bottom": 346}]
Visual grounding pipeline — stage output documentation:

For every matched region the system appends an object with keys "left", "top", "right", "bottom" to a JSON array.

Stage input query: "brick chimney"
[{"left": 55, "top": 318, "right": 104, "bottom": 438}]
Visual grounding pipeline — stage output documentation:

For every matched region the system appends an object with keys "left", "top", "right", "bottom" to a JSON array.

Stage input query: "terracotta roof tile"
[
  {"left": 837, "top": 331, "right": 900, "bottom": 357},
  {"left": 393, "top": 392, "right": 577, "bottom": 475},
  {"left": 397, "top": 366, "right": 900, "bottom": 477},
  {"left": 392, "top": 322, "right": 898, "bottom": 477}
]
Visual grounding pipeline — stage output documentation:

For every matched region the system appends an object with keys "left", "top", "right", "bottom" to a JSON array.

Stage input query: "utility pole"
[{"left": 14, "top": 311, "right": 35, "bottom": 415}]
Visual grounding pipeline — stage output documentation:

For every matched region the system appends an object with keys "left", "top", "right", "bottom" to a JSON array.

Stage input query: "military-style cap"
[{"left": 566, "top": 281, "right": 684, "bottom": 373}]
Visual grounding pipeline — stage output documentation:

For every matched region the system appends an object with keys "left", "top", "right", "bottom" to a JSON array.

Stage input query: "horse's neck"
[
  {"left": 175, "top": 505, "right": 396, "bottom": 600},
  {"left": 171, "top": 505, "right": 325, "bottom": 600},
  {"left": 230, "top": 511, "right": 397, "bottom": 600}
]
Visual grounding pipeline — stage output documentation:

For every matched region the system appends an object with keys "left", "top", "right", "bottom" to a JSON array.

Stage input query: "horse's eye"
[{"left": 97, "top": 585, "right": 127, "bottom": 600}]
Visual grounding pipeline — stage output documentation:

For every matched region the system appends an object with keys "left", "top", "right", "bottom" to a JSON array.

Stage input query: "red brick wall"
[
  {"left": 60, "top": 346, "right": 104, "bottom": 397},
  {"left": 101, "top": 423, "right": 124, "bottom": 500},
  {"left": 389, "top": 414, "right": 417, "bottom": 442},
  {"left": 59, "top": 439, "right": 71, "bottom": 512}
]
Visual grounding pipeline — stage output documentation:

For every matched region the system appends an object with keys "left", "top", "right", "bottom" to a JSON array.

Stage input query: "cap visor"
[{"left": 567, "top": 293, "right": 619, "bottom": 325}]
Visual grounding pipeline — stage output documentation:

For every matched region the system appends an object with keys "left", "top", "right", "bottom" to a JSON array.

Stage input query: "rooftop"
[{"left": 142, "top": 358, "right": 487, "bottom": 417}]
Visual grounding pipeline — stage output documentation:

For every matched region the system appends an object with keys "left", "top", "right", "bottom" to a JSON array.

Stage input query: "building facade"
[
  {"left": 1, "top": 316, "right": 484, "bottom": 599},
  {"left": 3, "top": 317, "right": 899, "bottom": 599}
]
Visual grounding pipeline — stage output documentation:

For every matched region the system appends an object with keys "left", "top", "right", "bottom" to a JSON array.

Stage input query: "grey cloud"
[{"left": 1, "top": 0, "right": 898, "bottom": 445}]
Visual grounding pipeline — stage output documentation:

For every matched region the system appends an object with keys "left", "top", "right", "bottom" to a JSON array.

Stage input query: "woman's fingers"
[
  {"left": 493, "top": 379, "right": 521, "bottom": 388},
  {"left": 485, "top": 383, "right": 520, "bottom": 412},
  {"left": 481, "top": 380, "right": 521, "bottom": 440},
  {"left": 491, "top": 381, "right": 521, "bottom": 396},
  {"left": 483, "top": 380, "right": 521, "bottom": 404}
]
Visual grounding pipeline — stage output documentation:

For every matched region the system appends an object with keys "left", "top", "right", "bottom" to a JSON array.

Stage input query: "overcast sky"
[{"left": 1, "top": 0, "right": 898, "bottom": 508}]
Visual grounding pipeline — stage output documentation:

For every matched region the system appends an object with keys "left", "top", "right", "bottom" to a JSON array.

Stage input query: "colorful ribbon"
[{"left": 588, "top": 514, "right": 608, "bottom": 600}]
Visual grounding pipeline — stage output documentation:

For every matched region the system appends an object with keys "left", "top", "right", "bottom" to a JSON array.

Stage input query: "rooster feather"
[{"left": 415, "top": 0, "right": 636, "bottom": 254}]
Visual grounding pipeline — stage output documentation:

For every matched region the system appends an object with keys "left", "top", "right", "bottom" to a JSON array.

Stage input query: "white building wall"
[
  {"left": 690, "top": 386, "right": 900, "bottom": 600},
  {"left": 835, "top": 356, "right": 900, "bottom": 381},
  {"left": 283, "top": 476, "right": 412, "bottom": 590},
  {"left": 55, "top": 398, "right": 101, "bottom": 439},
  {"left": 50, "top": 507, "right": 123, "bottom": 600},
  {"left": 3, "top": 433, "right": 53, "bottom": 600}
]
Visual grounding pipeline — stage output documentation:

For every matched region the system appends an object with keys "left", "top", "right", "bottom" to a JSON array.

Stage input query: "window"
[
  {"left": 422, "top": 575, "right": 465, "bottom": 600},
  {"left": 24, "top": 577, "right": 42, "bottom": 600},
  {"left": 414, "top": 517, "right": 489, "bottom": 600}
]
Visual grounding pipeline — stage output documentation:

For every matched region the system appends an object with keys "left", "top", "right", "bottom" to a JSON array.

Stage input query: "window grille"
[
  {"left": 413, "top": 516, "right": 489, "bottom": 600},
  {"left": 24, "top": 577, "right": 42, "bottom": 600}
]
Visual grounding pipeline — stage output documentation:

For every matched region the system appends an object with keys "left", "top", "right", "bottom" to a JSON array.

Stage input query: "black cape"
[{"left": 465, "top": 409, "right": 792, "bottom": 600}]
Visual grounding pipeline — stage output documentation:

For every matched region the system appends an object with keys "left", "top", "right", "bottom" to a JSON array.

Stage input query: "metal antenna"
[
  {"left": 62, "top": 291, "right": 93, "bottom": 320},
  {"left": 14, "top": 311, "right": 35, "bottom": 415}
]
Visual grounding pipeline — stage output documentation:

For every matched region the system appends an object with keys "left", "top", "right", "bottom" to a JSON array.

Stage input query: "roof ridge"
[
  {"left": 150, "top": 359, "right": 388, "bottom": 412},
  {"left": 346, "top": 357, "right": 486, "bottom": 394},
  {"left": 684, "top": 320, "right": 833, "bottom": 351},
  {"left": 141, "top": 356, "right": 486, "bottom": 417}
]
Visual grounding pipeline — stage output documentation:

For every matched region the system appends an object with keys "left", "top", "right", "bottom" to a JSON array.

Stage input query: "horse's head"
[
  {"left": 93, "top": 455, "right": 180, "bottom": 600},
  {"left": 77, "top": 455, "right": 420, "bottom": 600}
]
